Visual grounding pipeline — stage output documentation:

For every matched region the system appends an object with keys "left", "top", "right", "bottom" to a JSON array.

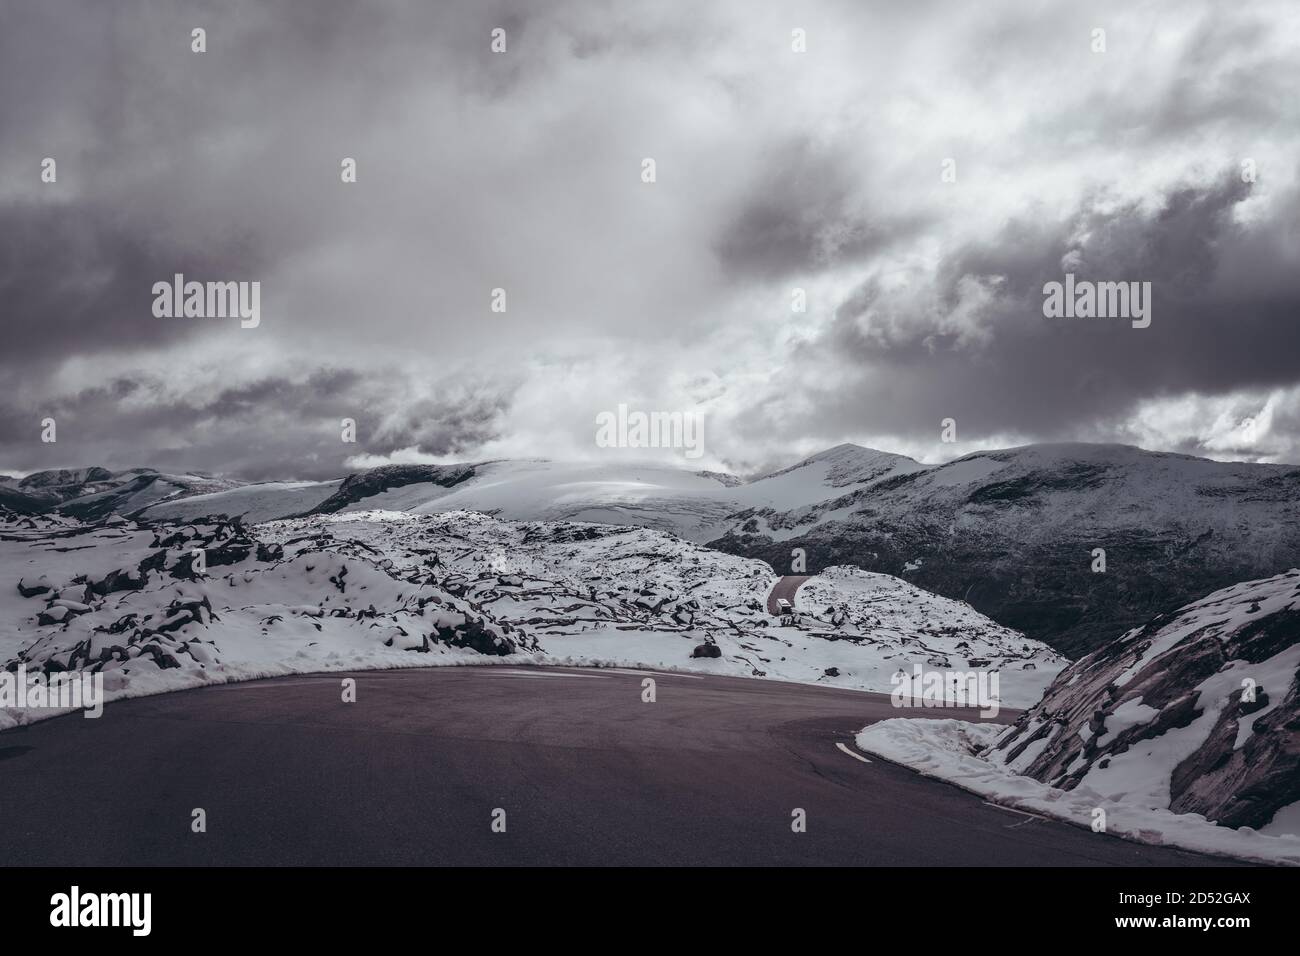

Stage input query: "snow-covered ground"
[
  {"left": 0, "top": 508, "right": 1061, "bottom": 729},
  {"left": 854, "top": 569, "right": 1300, "bottom": 862},
  {"left": 130, "top": 445, "right": 924, "bottom": 543},
  {"left": 8, "top": 502, "right": 1293, "bottom": 865},
  {"left": 142, "top": 479, "right": 344, "bottom": 524},
  {"left": 18, "top": 443, "right": 1300, "bottom": 663},
  {"left": 111, "top": 441, "right": 1300, "bottom": 661},
  {"left": 856, "top": 718, "right": 1300, "bottom": 864}
]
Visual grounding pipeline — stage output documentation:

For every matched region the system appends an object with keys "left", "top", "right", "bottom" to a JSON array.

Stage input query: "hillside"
[
  {"left": 990, "top": 570, "right": 1300, "bottom": 831},
  {"left": 14, "top": 442, "right": 1300, "bottom": 656},
  {"left": 0, "top": 467, "right": 243, "bottom": 520},
  {"left": 0, "top": 507, "right": 1061, "bottom": 730},
  {"left": 713, "top": 443, "right": 1300, "bottom": 656}
]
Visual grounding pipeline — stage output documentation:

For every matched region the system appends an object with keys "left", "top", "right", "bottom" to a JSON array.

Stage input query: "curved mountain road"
[
  {"left": 766, "top": 574, "right": 813, "bottom": 615},
  {"left": 0, "top": 667, "right": 1230, "bottom": 866}
]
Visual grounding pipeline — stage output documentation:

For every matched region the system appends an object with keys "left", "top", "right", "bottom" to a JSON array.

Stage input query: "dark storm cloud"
[
  {"left": 0, "top": 367, "right": 514, "bottom": 480},
  {"left": 712, "top": 138, "right": 929, "bottom": 279},
  {"left": 0, "top": 0, "right": 552, "bottom": 476},
  {"left": 0, "top": 0, "right": 553, "bottom": 372},
  {"left": 0, "top": 201, "right": 267, "bottom": 368},
  {"left": 755, "top": 170, "right": 1300, "bottom": 447},
  {"left": 372, "top": 388, "right": 515, "bottom": 458},
  {"left": 4, "top": 0, "right": 1300, "bottom": 475}
]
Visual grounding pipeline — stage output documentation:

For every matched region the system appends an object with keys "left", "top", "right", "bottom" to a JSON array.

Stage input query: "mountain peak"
[
  {"left": 751, "top": 442, "right": 924, "bottom": 488},
  {"left": 806, "top": 442, "right": 918, "bottom": 464},
  {"left": 18, "top": 466, "right": 115, "bottom": 489}
]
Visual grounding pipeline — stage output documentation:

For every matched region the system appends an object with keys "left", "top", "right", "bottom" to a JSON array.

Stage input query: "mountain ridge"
[{"left": 9, "top": 441, "right": 1300, "bottom": 657}]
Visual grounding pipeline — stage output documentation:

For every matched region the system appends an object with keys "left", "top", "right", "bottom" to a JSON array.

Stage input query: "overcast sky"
[{"left": 3, "top": 0, "right": 1299, "bottom": 480}]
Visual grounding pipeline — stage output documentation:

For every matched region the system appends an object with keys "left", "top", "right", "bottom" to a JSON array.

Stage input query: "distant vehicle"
[{"left": 777, "top": 598, "right": 793, "bottom": 613}]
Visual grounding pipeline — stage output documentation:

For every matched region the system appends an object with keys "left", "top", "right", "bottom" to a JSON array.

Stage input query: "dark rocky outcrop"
[
  {"left": 991, "top": 570, "right": 1300, "bottom": 831},
  {"left": 307, "top": 464, "right": 476, "bottom": 515}
]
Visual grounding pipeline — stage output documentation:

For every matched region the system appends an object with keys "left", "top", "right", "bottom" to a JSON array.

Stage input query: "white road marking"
[
  {"left": 835, "top": 741, "right": 872, "bottom": 763},
  {"left": 489, "top": 670, "right": 611, "bottom": 679},
  {"left": 982, "top": 801, "right": 1048, "bottom": 822},
  {"left": 596, "top": 668, "right": 705, "bottom": 680}
]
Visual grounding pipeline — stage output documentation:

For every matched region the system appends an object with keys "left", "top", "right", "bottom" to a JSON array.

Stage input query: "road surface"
[
  {"left": 767, "top": 574, "right": 812, "bottom": 615},
  {"left": 0, "top": 667, "right": 1231, "bottom": 866}
]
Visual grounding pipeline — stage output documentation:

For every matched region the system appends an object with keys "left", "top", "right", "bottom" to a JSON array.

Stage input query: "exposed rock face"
[
  {"left": 17, "top": 467, "right": 115, "bottom": 492},
  {"left": 0, "top": 468, "right": 242, "bottom": 521},
  {"left": 435, "top": 616, "right": 518, "bottom": 656},
  {"left": 0, "top": 486, "right": 57, "bottom": 514},
  {"left": 91, "top": 567, "right": 148, "bottom": 595},
  {"left": 989, "top": 571, "right": 1300, "bottom": 831},
  {"left": 58, "top": 474, "right": 161, "bottom": 521},
  {"left": 307, "top": 464, "right": 476, "bottom": 514}
]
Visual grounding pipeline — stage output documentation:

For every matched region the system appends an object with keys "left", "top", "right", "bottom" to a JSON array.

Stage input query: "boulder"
[
  {"left": 17, "top": 576, "right": 52, "bottom": 598},
  {"left": 37, "top": 605, "right": 71, "bottom": 625}
]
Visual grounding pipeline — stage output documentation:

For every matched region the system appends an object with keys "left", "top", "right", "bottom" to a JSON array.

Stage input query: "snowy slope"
[
  {"left": 28, "top": 441, "right": 1300, "bottom": 657},
  {"left": 855, "top": 718, "right": 1300, "bottom": 864},
  {"left": 801, "top": 566, "right": 1061, "bottom": 688},
  {"left": 989, "top": 570, "right": 1300, "bottom": 830},
  {"left": 852, "top": 571, "right": 1300, "bottom": 864},
  {"left": 0, "top": 510, "right": 536, "bottom": 729},
  {"left": 131, "top": 448, "right": 920, "bottom": 542},
  {"left": 0, "top": 507, "right": 1061, "bottom": 729},
  {"left": 717, "top": 443, "right": 926, "bottom": 540},
  {"left": 405, "top": 459, "right": 739, "bottom": 537},
  {"left": 715, "top": 443, "right": 1300, "bottom": 655},
  {"left": 0, "top": 467, "right": 245, "bottom": 520},
  {"left": 142, "top": 480, "right": 343, "bottom": 524}
]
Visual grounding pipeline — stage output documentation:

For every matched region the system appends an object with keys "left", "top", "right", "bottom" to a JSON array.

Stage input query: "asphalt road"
[
  {"left": 0, "top": 667, "right": 1232, "bottom": 866},
  {"left": 766, "top": 574, "right": 813, "bottom": 614}
]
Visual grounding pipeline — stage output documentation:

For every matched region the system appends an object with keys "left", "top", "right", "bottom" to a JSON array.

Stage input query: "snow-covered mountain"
[
  {"left": 15, "top": 441, "right": 1300, "bottom": 656},
  {"left": 0, "top": 467, "right": 241, "bottom": 519},
  {"left": 0, "top": 506, "right": 1061, "bottom": 730},
  {"left": 990, "top": 570, "right": 1300, "bottom": 832},
  {"left": 135, "top": 445, "right": 923, "bottom": 540},
  {"left": 714, "top": 443, "right": 1300, "bottom": 656}
]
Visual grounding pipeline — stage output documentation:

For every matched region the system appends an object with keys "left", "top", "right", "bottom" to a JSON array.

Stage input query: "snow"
[
  {"left": 130, "top": 444, "right": 929, "bottom": 543},
  {"left": 142, "top": 480, "right": 343, "bottom": 524},
  {"left": 1262, "top": 800, "right": 1300, "bottom": 838},
  {"left": 0, "top": 508, "right": 1061, "bottom": 730},
  {"left": 797, "top": 566, "right": 1064, "bottom": 705},
  {"left": 852, "top": 568, "right": 1300, "bottom": 862},
  {"left": 1094, "top": 696, "right": 1160, "bottom": 748},
  {"left": 923, "top": 456, "right": 1008, "bottom": 487},
  {"left": 856, "top": 717, "right": 1300, "bottom": 866},
  {"left": 991, "top": 570, "right": 1300, "bottom": 822}
]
